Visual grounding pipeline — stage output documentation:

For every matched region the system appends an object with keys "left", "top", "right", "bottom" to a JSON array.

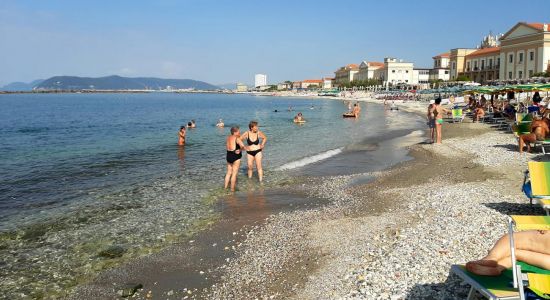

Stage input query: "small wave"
[{"left": 276, "top": 148, "right": 343, "bottom": 171}]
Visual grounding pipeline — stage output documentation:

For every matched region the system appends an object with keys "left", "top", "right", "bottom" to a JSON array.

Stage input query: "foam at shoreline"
[{"left": 276, "top": 148, "right": 343, "bottom": 171}]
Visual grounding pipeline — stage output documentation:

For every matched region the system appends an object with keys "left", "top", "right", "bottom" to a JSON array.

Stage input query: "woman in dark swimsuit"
[
  {"left": 225, "top": 126, "right": 248, "bottom": 192},
  {"left": 241, "top": 121, "right": 267, "bottom": 182}
]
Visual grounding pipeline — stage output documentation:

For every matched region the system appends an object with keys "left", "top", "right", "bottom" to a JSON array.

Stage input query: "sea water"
[{"left": 0, "top": 92, "right": 423, "bottom": 298}]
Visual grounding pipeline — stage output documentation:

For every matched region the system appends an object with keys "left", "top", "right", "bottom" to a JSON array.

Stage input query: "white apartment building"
[
  {"left": 373, "top": 58, "right": 415, "bottom": 86},
  {"left": 413, "top": 68, "right": 430, "bottom": 87},
  {"left": 429, "top": 53, "right": 451, "bottom": 81},
  {"left": 334, "top": 64, "right": 359, "bottom": 85},
  {"left": 236, "top": 83, "right": 248, "bottom": 92},
  {"left": 322, "top": 78, "right": 334, "bottom": 89},
  {"left": 254, "top": 74, "right": 267, "bottom": 87}
]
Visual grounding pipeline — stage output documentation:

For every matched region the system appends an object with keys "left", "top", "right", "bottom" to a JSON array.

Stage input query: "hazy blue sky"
[{"left": 1, "top": 0, "right": 550, "bottom": 86}]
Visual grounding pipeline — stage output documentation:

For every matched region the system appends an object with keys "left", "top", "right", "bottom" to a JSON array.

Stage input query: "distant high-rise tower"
[{"left": 254, "top": 74, "right": 267, "bottom": 87}]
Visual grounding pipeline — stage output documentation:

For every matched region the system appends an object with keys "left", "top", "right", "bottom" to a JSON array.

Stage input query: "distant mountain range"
[
  {"left": 31, "top": 75, "right": 220, "bottom": 91},
  {"left": 1, "top": 79, "right": 44, "bottom": 91}
]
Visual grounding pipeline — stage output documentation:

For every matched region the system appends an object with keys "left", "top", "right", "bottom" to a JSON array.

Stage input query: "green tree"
[{"left": 455, "top": 75, "right": 471, "bottom": 81}]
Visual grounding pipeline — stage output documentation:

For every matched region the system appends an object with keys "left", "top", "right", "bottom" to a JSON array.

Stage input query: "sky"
[{"left": 1, "top": 0, "right": 550, "bottom": 86}]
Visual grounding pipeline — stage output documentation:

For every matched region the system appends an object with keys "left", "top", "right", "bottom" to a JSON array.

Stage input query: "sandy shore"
[{"left": 204, "top": 103, "right": 546, "bottom": 299}]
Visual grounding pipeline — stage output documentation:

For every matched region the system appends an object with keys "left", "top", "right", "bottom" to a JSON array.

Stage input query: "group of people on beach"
[{"left": 224, "top": 121, "right": 267, "bottom": 191}]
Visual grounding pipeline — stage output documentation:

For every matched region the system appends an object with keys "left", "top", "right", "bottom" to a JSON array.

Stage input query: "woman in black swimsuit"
[
  {"left": 225, "top": 126, "right": 248, "bottom": 192},
  {"left": 241, "top": 121, "right": 267, "bottom": 182}
]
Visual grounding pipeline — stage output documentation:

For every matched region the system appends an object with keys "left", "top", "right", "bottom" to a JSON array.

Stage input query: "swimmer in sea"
[
  {"left": 224, "top": 126, "right": 249, "bottom": 192},
  {"left": 186, "top": 121, "right": 193, "bottom": 129},
  {"left": 190, "top": 120, "right": 196, "bottom": 128},
  {"left": 178, "top": 126, "right": 186, "bottom": 146},
  {"left": 241, "top": 121, "right": 267, "bottom": 182},
  {"left": 294, "top": 112, "right": 305, "bottom": 123},
  {"left": 216, "top": 119, "right": 224, "bottom": 128}
]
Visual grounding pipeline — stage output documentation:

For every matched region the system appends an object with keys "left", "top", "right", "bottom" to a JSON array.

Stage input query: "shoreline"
[{"left": 70, "top": 99, "right": 543, "bottom": 299}]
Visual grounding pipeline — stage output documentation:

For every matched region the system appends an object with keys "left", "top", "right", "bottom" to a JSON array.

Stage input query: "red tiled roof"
[
  {"left": 433, "top": 52, "right": 450, "bottom": 59},
  {"left": 368, "top": 62, "right": 384, "bottom": 67},
  {"left": 303, "top": 79, "right": 323, "bottom": 83},
  {"left": 465, "top": 47, "right": 500, "bottom": 58},
  {"left": 323, "top": 77, "right": 334, "bottom": 80},
  {"left": 526, "top": 23, "right": 546, "bottom": 30},
  {"left": 347, "top": 64, "right": 358, "bottom": 68}
]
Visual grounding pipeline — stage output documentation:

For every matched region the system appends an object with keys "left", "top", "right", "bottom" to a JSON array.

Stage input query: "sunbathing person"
[
  {"left": 519, "top": 117, "right": 550, "bottom": 153},
  {"left": 466, "top": 230, "right": 550, "bottom": 276},
  {"left": 473, "top": 104, "right": 485, "bottom": 122}
]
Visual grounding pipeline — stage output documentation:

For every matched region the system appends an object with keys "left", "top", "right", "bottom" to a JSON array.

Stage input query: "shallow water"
[{"left": 0, "top": 93, "right": 424, "bottom": 298}]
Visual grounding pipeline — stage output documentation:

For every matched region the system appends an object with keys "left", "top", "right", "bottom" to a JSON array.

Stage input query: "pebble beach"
[{"left": 204, "top": 101, "right": 544, "bottom": 300}]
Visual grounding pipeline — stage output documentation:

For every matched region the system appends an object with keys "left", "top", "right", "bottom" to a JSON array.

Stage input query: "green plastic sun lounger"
[
  {"left": 450, "top": 263, "right": 550, "bottom": 300},
  {"left": 508, "top": 215, "right": 550, "bottom": 300},
  {"left": 452, "top": 108, "right": 464, "bottom": 123}
]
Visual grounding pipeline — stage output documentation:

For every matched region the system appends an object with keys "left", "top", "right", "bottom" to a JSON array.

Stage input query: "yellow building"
[
  {"left": 449, "top": 48, "right": 477, "bottom": 80},
  {"left": 334, "top": 64, "right": 359, "bottom": 85},
  {"left": 499, "top": 22, "right": 550, "bottom": 80},
  {"left": 462, "top": 47, "right": 501, "bottom": 83}
]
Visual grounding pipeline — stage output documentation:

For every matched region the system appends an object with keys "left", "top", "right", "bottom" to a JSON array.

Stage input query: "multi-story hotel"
[
  {"left": 334, "top": 64, "right": 359, "bottom": 85},
  {"left": 499, "top": 22, "right": 550, "bottom": 80},
  {"left": 254, "top": 74, "right": 267, "bottom": 87},
  {"left": 355, "top": 61, "right": 384, "bottom": 81},
  {"left": 450, "top": 22, "right": 549, "bottom": 83},
  {"left": 373, "top": 58, "right": 415, "bottom": 86}
]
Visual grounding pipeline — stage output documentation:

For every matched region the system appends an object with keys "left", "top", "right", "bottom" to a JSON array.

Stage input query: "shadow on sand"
[
  {"left": 483, "top": 202, "right": 545, "bottom": 216},
  {"left": 405, "top": 272, "right": 473, "bottom": 299}
]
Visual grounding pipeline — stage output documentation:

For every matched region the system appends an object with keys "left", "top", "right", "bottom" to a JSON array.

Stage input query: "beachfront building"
[
  {"left": 449, "top": 48, "right": 477, "bottom": 80},
  {"left": 254, "top": 74, "right": 267, "bottom": 88},
  {"left": 292, "top": 81, "right": 302, "bottom": 90},
  {"left": 462, "top": 47, "right": 501, "bottom": 83},
  {"left": 334, "top": 64, "right": 359, "bottom": 86},
  {"left": 499, "top": 22, "right": 550, "bottom": 80},
  {"left": 322, "top": 78, "right": 334, "bottom": 89},
  {"left": 301, "top": 79, "right": 323, "bottom": 89},
  {"left": 373, "top": 58, "right": 415, "bottom": 87},
  {"left": 277, "top": 82, "right": 291, "bottom": 90},
  {"left": 236, "top": 83, "right": 248, "bottom": 92},
  {"left": 413, "top": 68, "right": 430, "bottom": 86},
  {"left": 354, "top": 61, "right": 384, "bottom": 81},
  {"left": 429, "top": 53, "right": 450, "bottom": 81}
]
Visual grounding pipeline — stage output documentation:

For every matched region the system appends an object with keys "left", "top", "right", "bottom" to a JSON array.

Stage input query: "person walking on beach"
[
  {"left": 432, "top": 98, "right": 448, "bottom": 144},
  {"left": 225, "top": 126, "right": 248, "bottom": 192},
  {"left": 178, "top": 126, "right": 186, "bottom": 146},
  {"left": 426, "top": 103, "right": 435, "bottom": 143},
  {"left": 241, "top": 121, "right": 267, "bottom": 182}
]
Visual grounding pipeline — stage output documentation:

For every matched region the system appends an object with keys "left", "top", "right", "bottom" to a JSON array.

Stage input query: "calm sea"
[{"left": 0, "top": 92, "right": 423, "bottom": 298}]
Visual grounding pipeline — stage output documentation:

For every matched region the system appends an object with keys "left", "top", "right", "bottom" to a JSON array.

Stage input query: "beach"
[{"left": 66, "top": 96, "right": 544, "bottom": 299}]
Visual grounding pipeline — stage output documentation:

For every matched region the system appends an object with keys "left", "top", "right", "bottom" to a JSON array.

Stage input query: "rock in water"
[
  {"left": 117, "top": 283, "right": 143, "bottom": 297},
  {"left": 99, "top": 245, "right": 126, "bottom": 258}
]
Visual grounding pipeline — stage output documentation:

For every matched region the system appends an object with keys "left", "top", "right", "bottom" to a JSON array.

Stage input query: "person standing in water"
[
  {"left": 225, "top": 126, "right": 248, "bottom": 192},
  {"left": 426, "top": 103, "right": 435, "bottom": 143},
  {"left": 432, "top": 98, "right": 448, "bottom": 144},
  {"left": 178, "top": 126, "right": 186, "bottom": 146},
  {"left": 241, "top": 121, "right": 267, "bottom": 182}
]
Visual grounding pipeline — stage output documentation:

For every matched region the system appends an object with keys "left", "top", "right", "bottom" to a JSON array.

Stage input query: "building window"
[
  {"left": 529, "top": 70, "right": 534, "bottom": 77},
  {"left": 405, "top": 70, "right": 409, "bottom": 73},
  {"left": 467, "top": 62, "right": 470, "bottom": 71},
  {"left": 392, "top": 70, "right": 395, "bottom": 73},
  {"left": 530, "top": 51, "right": 534, "bottom": 61},
  {"left": 509, "top": 54, "right": 513, "bottom": 63},
  {"left": 519, "top": 53, "right": 523, "bottom": 63},
  {"left": 405, "top": 80, "right": 408, "bottom": 83},
  {"left": 452, "top": 62, "right": 456, "bottom": 69},
  {"left": 481, "top": 60, "right": 485, "bottom": 69},
  {"left": 474, "top": 61, "right": 478, "bottom": 68},
  {"left": 518, "top": 71, "right": 523, "bottom": 79},
  {"left": 508, "top": 72, "right": 512, "bottom": 79},
  {"left": 497, "top": 58, "right": 500, "bottom": 67},
  {"left": 489, "top": 59, "right": 493, "bottom": 68},
  {"left": 445, "top": 70, "right": 449, "bottom": 74}
]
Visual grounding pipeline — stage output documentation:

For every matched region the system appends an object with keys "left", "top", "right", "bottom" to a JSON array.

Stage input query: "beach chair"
[
  {"left": 450, "top": 216, "right": 550, "bottom": 300},
  {"left": 522, "top": 162, "right": 550, "bottom": 215},
  {"left": 452, "top": 108, "right": 465, "bottom": 123},
  {"left": 507, "top": 215, "right": 550, "bottom": 300},
  {"left": 512, "top": 123, "right": 533, "bottom": 139}
]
